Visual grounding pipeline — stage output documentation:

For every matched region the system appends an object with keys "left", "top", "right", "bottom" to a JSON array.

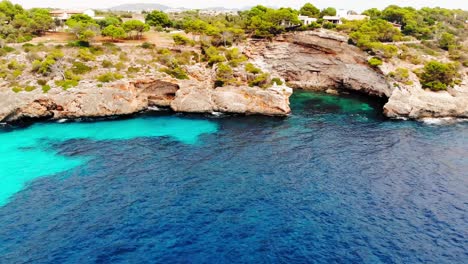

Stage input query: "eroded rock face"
[
  {"left": 0, "top": 84, "right": 148, "bottom": 122},
  {"left": 0, "top": 78, "right": 185, "bottom": 122},
  {"left": 171, "top": 80, "right": 292, "bottom": 116},
  {"left": 384, "top": 86, "right": 468, "bottom": 119},
  {"left": 246, "top": 30, "right": 393, "bottom": 97},
  {"left": 247, "top": 30, "right": 468, "bottom": 120},
  {"left": 0, "top": 77, "right": 292, "bottom": 123},
  {"left": 131, "top": 78, "right": 179, "bottom": 106}
]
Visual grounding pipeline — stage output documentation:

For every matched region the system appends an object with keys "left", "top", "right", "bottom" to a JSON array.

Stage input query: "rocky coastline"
[
  {"left": 0, "top": 78, "right": 293, "bottom": 123},
  {"left": 1, "top": 30, "right": 467, "bottom": 124},
  {"left": 246, "top": 30, "right": 468, "bottom": 120}
]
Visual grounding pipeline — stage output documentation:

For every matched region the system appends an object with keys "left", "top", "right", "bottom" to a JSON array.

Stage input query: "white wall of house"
[
  {"left": 83, "top": 9, "right": 95, "bottom": 18},
  {"left": 298, "top": 15, "right": 317, "bottom": 25}
]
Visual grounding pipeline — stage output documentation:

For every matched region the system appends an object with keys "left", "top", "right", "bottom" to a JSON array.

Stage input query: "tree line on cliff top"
[
  {"left": 1, "top": 0, "right": 466, "bottom": 47},
  {"left": 1, "top": 0, "right": 467, "bottom": 91}
]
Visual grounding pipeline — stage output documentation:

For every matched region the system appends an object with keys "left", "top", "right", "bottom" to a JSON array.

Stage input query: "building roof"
[
  {"left": 323, "top": 16, "right": 340, "bottom": 20},
  {"left": 49, "top": 9, "right": 90, "bottom": 15},
  {"left": 345, "top": 15, "right": 369, "bottom": 21},
  {"left": 298, "top": 15, "right": 317, "bottom": 20}
]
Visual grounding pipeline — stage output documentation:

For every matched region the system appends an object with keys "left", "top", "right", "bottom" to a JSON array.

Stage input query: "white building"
[
  {"left": 323, "top": 10, "right": 369, "bottom": 25},
  {"left": 345, "top": 15, "right": 369, "bottom": 21},
  {"left": 323, "top": 16, "right": 341, "bottom": 24},
  {"left": 50, "top": 9, "right": 98, "bottom": 22},
  {"left": 298, "top": 15, "right": 317, "bottom": 26}
]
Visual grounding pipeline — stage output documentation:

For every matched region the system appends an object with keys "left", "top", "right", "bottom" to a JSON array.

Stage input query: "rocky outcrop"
[
  {"left": 384, "top": 85, "right": 468, "bottom": 119},
  {"left": 131, "top": 78, "right": 179, "bottom": 106},
  {"left": 247, "top": 30, "right": 468, "bottom": 120},
  {"left": 246, "top": 30, "right": 393, "bottom": 97},
  {"left": 0, "top": 83, "right": 148, "bottom": 122},
  {"left": 380, "top": 57, "right": 468, "bottom": 120},
  {"left": 171, "top": 80, "right": 292, "bottom": 116},
  {"left": 0, "top": 77, "right": 292, "bottom": 123}
]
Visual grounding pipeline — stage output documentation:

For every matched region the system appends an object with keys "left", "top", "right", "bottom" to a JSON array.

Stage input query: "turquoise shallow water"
[
  {"left": 0, "top": 116, "right": 218, "bottom": 205},
  {"left": 0, "top": 91, "right": 467, "bottom": 263}
]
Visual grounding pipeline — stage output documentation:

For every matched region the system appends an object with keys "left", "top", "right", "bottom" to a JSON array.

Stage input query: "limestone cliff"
[
  {"left": 171, "top": 81, "right": 292, "bottom": 116},
  {"left": 0, "top": 77, "right": 292, "bottom": 123},
  {"left": 246, "top": 30, "right": 393, "bottom": 97},
  {"left": 246, "top": 30, "right": 468, "bottom": 120}
]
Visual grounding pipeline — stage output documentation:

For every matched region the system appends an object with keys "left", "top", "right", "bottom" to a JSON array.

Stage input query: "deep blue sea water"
[{"left": 0, "top": 91, "right": 467, "bottom": 263}]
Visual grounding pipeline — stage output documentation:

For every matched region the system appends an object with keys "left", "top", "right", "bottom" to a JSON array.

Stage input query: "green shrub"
[
  {"left": 226, "top": 48, "right": 247, "bottom": 67},
  {"left": 102, "top": 60, "right": 113, "bottom": 68},
  {"left": 156, "top": 51, "right": 177, "bottom": 67},
  {"left": 245, "top": 63, "right": 262, "bottom": 74},
  {"left": 26, "top": 52, "right": 41, "bottom": 62},
  {"left": 371, "top": 43, "right": 398, "bottom": 59},
  {"left": 0, "top": 69, "right": 7, "bottom": 79},
  {"left": 215, "top": 63, "right": 235, "bottom": 87},
  {"left": 2, "top": 46, "right": 16, "bottom": 53},
  {"left": 308, "top": 22, "right": 321, "bottom": 29},
  {"left": 322, "top": 22, "right": 337, "bottom": 29},
  {"left": 22, "top": 43, "right": 35, "bottom": 52},
  {"left": 24, "top": 85, "right": 36, "bottom": 92},
  {"left": 48, "top": 49, "right": 64, "bottom": 60},
  {"left": 12, "top": 69, "right": 22, "bottom": 78},
  {"left": 67, "top": 40, "right": 90, "bottom": 48},
  {"left": 119, "top": 52, "right": 128, "bottom": 61},
  {"left": 89, "top": 46, "right": 104, "bottom": 56},
  {"left": 78, "top": 48, "right": 96, "bottom": 61},
  {"left": 157, "top": 48, "right": 172, "bottom": 55},
  {"left": 12, "top": 86, "right": 22, "bottom": 93},
  {"left": 42, "top": 85, "right": 51, "bottom": 93},
  {"left": 160, "top": 66, "right": 189, "bottom": 80},
  {"left": 438, "top": 32, "right": 456, "bottom": 51},
  {"left": 368, "top": 57, "right": 383, "bottom": 68},
  {"left": 37, "top": 79, "right": 48, "bottom": 86},
  {"left": 271, "top": 77, "right": 283, "bottom": 85},
  {"left": 55, "top": 79, "right": 79, "bottom": 90},
  {"left": 141, "top": 42, "right": 155, "bottom": 49},
  {"left": 7, "top": 60, "right": 25, "bottom": 70},
  {"left": 389, "top": 68, "right": 412, "bottom": 85},
  {"left": 204, "top": 46, "right": 225, "bottom": 66},
  {"left": 175, "top": 51, "right": 195, "bottom": 65},
  {"left": 115, "top": 62, "right": 126, "bottom": 70},
  {"left": 97, "top": 72, "right": 124, "bottom": 82},
  {"left": 64, "top": 70, "right": 81, "bottom": 82},
  {"left": 249, "top": 73, "right": 270, "bottom": 88},
  {"left": 172, "top": 34, "right": 195, "bottom": 46},
  {"left": 71, "top": 61, "right": 92, "bottom": 74},
  {"left": 32, "top": 58, "right": 56, "bottom": 75},
  {"left": 127, "top": 67, "right": 140, "bottom": 74},
  {"left": 418, "top": 61, "right": 460, "bottom": 91}
]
